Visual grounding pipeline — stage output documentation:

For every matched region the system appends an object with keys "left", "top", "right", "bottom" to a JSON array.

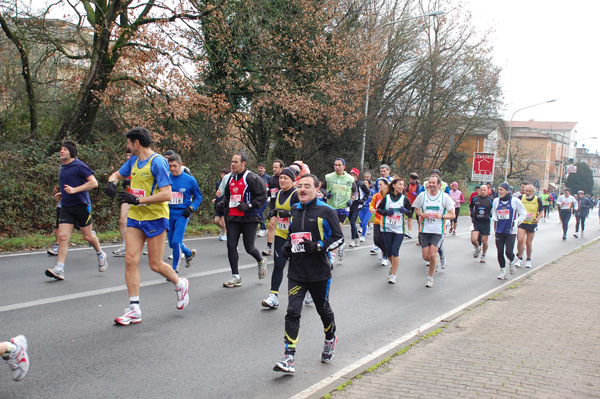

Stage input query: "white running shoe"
[
  {"left": 440, "top": 255, "right": 447, "bottom": 269},
  {"left": 273, "top": 354, "right": 295, "bottom": 373},
  {"left": 112, "top": 245, "right": 126, "bottom": 257},
  {"left": 513, "top": 258, "right": 522, "bottom": 268},
  {"left": 425, "top": 277, "right": 433, "bottom": 288},
  {"left": 321, "top": 335, "right": 337, "bottom": 363},
  {"left": 304, "top": 291, "right": 313, "bottom": 305},
  {"left": 114, "top": 305, "right": 142, "bottom": 325},
  {"left": 219, "top": 234, "right": 228, "bottom": 241},
  {"left": 45, "top": 265, "right": 64, "bottom": 280},
  {"left": 185, "top": 249, "right": 196, "bottom": 268},
  {"left": 6, "top": 335, "right": 29, "bottom": 381},
  {"left": 388, "top": 275, "right": 397, "bottom": 284},
  {"left": 349, "top": 238, "right": 359, "bottom": 248},
  {"left": 406, "top": 232, "right": 413, "bottom": 239},
  {"left": 480, "top": 255, "right": 486, "bottom": 263},
  {"left": 98, "top": 251, "right": 108, "bottom": 272},
  {"left": 262, "top": 293, "right": 279, "bottom": 309},
  {"left": 175, "top": 278, "right": 189, "bottom": 310},
  {"left": 223, "top": 275, "right": 242, "bottom": 288},
  {"left": 509, "top": 259, "right": 517, "bottom": 275},
  {"left": 329, "top": 252, "right": 336, "bottom": 267},
  {"left": 359, "top": 236, "right": 365, "bottom": 242},
  {"left": 497, "top": 269, "right": 507, "bottom": 280},
  {"left": 338, "top": 244, "right": 345, "bottom": 261},
  {"left": 261, "top": 247, "right": 273, "bottom": 256},
  {"left": 257, "top": 229, "right": 267, "bottom": 237},
  {"left": 378, "top": 251, "right": 383, "bottom": 261},
  {"left": 525, "top": 260, "right": 532, "bottom": 268},
  {"left": 381, "top": 258, "right": 389, "bottom": 267},
  {"left": 47, "top": 244, "right": 59, "bottom": 256},
  {"left": 370, "top": 246, "right": 379, "bottom": 255},
  {"left": 258, "top": 258, "right": 268, "bottom": 279},
  {"left": 473, "top": 246, "right": 481, "bottom": 258}
]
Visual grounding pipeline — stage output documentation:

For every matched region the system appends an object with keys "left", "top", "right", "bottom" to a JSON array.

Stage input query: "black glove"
[
  {"left": 267, "top": 209, "right": 277, "bottom": 219},
  {"left": 182, "top": 207, "right": 193, "bottom": 218},
  {"left": 215, "top": 200, "right": 226, "bottom": 213},
  {"left": 376, "top": 208, "right": 390, "bottom": 216},
  {"left": 277, "top": 209, "right": 291, "bottom": 218},
  {"left": 302, "top": 238, "right": 320, "bottom": 253},
  {"left": 282, "top": 242, "right": 292, "bottom": 259},
  {"left": 356, "top": 199, "right": 365, "bottom": 205},
  {"left": 396, "top": 206, "right": 408, "bottom": 214},
  {"left": 118, "top": 191, "right": 140, "bottom": 205},
  {"left": 122, "top": 179, "right": 131, "bottom": 189},
  {"left": 236, "top": 202, "right": 251, "bottom": 212},
  {"left": 104, "top": 182, "right": 117, "bottom": 198},
  {"left": 326, "top": 192, "right": 333, "bottom": 199}
]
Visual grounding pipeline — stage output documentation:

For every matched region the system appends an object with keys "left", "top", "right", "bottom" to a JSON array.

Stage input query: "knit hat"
[
  {"left": 61, "top": 141, "right": 77, "bottom": 158},
  {"left": 280, "top": 167, "right": 296, "bottom": 181},
  {"left": 335, "top": 158, "right": 346, "bottom": 166},
  {"left": 498, "top": 182, "right": 511, "bottom": 192},
  {"left": 409, "top": 172, "right": 419, "bottom": 180},
  {"left": 350, "top": 168, "right": 360, "bottom": 176},
  {"left": 164, "top": 150, "right": 175, "bottom": 156},
  {"left": 431, "top": 168, "right": 441, "bottom": 176}
]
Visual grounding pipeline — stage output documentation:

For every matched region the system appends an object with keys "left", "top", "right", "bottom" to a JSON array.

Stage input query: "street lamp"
[
  {"left": 558, "top": 136, "right": 597, "bottom": 192},
  {"left": 359, "top": 10, "right": 445, "bottom": 172},
  {"left": 504, "top": 99, "right": 556, "bottom": 182}
]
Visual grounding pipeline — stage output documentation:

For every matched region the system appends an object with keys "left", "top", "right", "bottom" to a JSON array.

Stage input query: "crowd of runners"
[{"left": 4, "top": 126, "right": 599, "bottom": 380}]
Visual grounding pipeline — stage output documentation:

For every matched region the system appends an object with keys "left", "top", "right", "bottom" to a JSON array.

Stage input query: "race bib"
[
  {"left": 170, "top": 192, "right": 184, "bottom": 205},
  {"left": 385, "top": 214, "right": 402, "bottom": 226},
  {"left": 127, "top": 188, "right": 148, "bottom": 206},
  {"left": 525, "top": 213, "right": 534, "bottom": 221},
  {"left": 291, "top": 232, "right": 312, "bottom": 253},
  {"left": 497, "top": 209, "right": 510, "bottom": 220},
  {"left": 270, "top": 188, "right": 279, "bottom": 199},
  {"left": 229, "top": 194, "right": 242, "bottom": 208},
  {"left": 276, "top": 216, "right": 290, "bottom": 231}
]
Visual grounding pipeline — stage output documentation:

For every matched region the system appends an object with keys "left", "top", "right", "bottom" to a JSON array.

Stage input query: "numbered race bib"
[
  {"left": 127, "top": 188, "right": 148, "bottom": 206},
  {"left": 229, "top": 194, "right": 242, "bottom": 208},
  {"left": 291, "top": 232, "right": 312, "bottom": 253},
  {"left": 525, "top": 213, "right": 534, "bottom": 222},
  {"left": 170, "top": 192, "right": 184, "bottom": 205},
  {"left": 385, "top": 214, "right": 402, "bottom": 226},
  {"left": 276, "top": 216, "right": 290, "bottom": 231},
  {"left": 497, "top": 209, "right": 510, "bottom": 220},
  {"left": 270, "top": 188, "right": 279, "bottom": 199}
]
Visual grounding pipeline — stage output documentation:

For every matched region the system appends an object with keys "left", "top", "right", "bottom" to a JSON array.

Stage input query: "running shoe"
[
  {"left": 338, "top": 244, "right": 345, "bottom": 261},
  {"left": 112, "top": 245, "right": 126, "bottom": 257},
  {"left": 330, "top": 252, "right": 336, "bottom": 267},
  {"left": 348, "top": 238, "right": 359, "bottom": 248},
  {"left": 381, "top": 258, "right": 389, "bottom": 267},
  {"left": 581, "top": 232, "right": 585, "bottom": 238},
  {"left": 357, "top": 226, "right": 363, "bottom": 235},
  {"left": 425, "top": 276, "right": 434, "bottom": 288},
  {"left": 258, "top": 258, "right": 268, "bottom": 279},
  {"left": 262, "top": 247, "right": 273, "bottom": 256},
  {"left": 304, "top": 291, "right": 314, "bottom": 305},
  {"left": 440, "top": 254, "right": 447, "bottom": 269},
  {"left": 98, "top": 251, "right": 108, "bottom": 272},
  {"left": 5, "top": 335, "right": 29, "bottom": 381},
  {"left": 184, "top": 249, "right": 196, "bottom": 268},
  {"left": 573, "top": 233, "right": 578, "bottom": 238},
  {"left": 262, "top": 293, "right": 279, "bottom": 309},
  {"left": 473, "top": 246, "right": 481, "bottom": 258},
  {"left": 452, "top": 230, "right": 456, "bottom": 236},
  {"left": 114, "top": 305, "right": 142, "bottom": 325},
  {"left": 562, "top": 235, "right": 566, "bottom": 241},
  {"left": 273, "top": 355, "right": 295, "bottom": 373},
  {"left": 47, "top": 244, "right": 59, "bottom": 256},
  {"left": 497, "top": 268, "right": 507, "bottom": 280},
  {"left": 513, "top": 258, "right": 522, "bottom": 268},
  {"left": 378, "top": 251, "right": 383, "bottom": 261},
  {"left": 321, "top": 335, "right": 337, "bottom": 363},
  {"left": 168, "top": 252, "right": 184, "bottom": 260},
  {"left": 45, "top": 265, "right": 64, "bottom": 280},
  {"left": 219, "top": 234, "right": 227, "bottom": 241},
  {"left": 223, "top": 275, "right": 242, "bottom": 288},
  {"left": 257, "top": 229, "right": 267, "bottom": 237},
  {"left": 369, "top": 246, "right": 379, "bottom": 255},
  {"left": 480, "top": 255, "right": 486, "bottom": 263},
  {"left": 388, "top": 275, "right": 397, "bottom": 284},
  {"left": 509, "top": 259, "right": 517, "bottom": 275},
  {"left": 525, "top": 260, "right": 532, "bottom": 268},
  {"left": 405, "top": 232, "right": 413, "bottom": 239},
  {"left": 359, "top": 236, "right": 365, "bottom": 242},
  {"left": 175, "top": 278, "right": 189, "bottom": 310}
]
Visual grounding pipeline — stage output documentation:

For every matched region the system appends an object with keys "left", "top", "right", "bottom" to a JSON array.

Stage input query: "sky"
[{"left": 464, "top": 0, "right": 600, "bottom": 153}]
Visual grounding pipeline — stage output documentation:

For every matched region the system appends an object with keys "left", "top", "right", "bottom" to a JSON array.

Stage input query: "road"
[{"left": 0, "top": 210, "right": 597, "bottom": 398}]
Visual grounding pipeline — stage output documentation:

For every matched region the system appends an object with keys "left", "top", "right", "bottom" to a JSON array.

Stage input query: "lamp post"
[
  {"left": 504, "top": 99, "right": 556, "bottom": 182},
  {"left": 359, "top": 10, "right": 445, "bottom": 172},
  {"left": 558, "top": 136, "right": 597, "bottom": 193}
]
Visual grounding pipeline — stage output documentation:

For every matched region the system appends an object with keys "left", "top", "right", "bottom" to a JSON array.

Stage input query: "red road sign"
[{"left": 472, "top": 152, "right": 495, "bottom": 182}]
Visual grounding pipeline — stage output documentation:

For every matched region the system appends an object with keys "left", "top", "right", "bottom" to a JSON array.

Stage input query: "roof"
[
  {"left": 510, "top": 131, "right": 552, "bottom": 139},
  {"left": 504, "top": 121, "right": 577, "bottom": 130}
]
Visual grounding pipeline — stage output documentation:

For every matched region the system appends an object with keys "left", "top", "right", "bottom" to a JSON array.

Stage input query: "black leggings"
[
  {"left": 270, "top": 235, "right": 287, "bottom": 293},
  {"left": 373, "top": 224, "right": 386, "bottom": 252},
  {"left": 284, "top": 278, "right": 335, "bottom": 355},
  {"left": 226, "top": 221, "right": 262, "bottom": 274},
  {"left": 559, "top": 209, "right": 571, "bottom": 235},
  {"left": 495, "top": 232, "right": 516, "bottom": 269},
  {"left": 349, "top": 208, "right": 361, "bottom": 239},
  {"left": 575, "top": 215, "right": 586, "bottom": 233}
]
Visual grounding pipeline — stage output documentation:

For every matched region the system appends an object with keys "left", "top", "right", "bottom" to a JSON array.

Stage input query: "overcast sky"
[{"left": 465, "top": 0, "right": 599, "bottom": 153}]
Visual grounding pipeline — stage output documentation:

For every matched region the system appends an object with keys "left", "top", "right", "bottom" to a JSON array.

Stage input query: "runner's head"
[
  {"left": 257, "top": 162, "right": 266, "bottom": 176},
  {"left": 279, "top": 167, "right": 296, "bottom": 190},
  {"left": 497, "top": 182, "right": 511, "bottom": 197},
  {"left": 125, "top": 127, "right": 152, "bottom": 154},
  {"left": 379, "top": 164, "right": 390, "bottom": 178},
  {"left": 60, "top": 141, "right": 77, "bottom": 161},
  {"left": 479, "top": 185, "right": 488, "bottom": 197},
  {"left": 520, "top": 181, "right": 528, "bottom": 194},
  {"left": 390, "top": 178, "right": 405, "bottom": 195},
  {"left": 427, "top": 175, "right": 441, "bottom": 194},
  {"left": 297, "top": 174, "right": 319, "bottom": 204},
  {"left": 377, "top": 178, "right": 389, "bottom": 195},
  {"left": 273, "top": 159, "right": 284, "bottom": 176},
  {"left": 364, "top": 171, "right": 372, "bottom": 181},
  {"left": 564, "top": 188, "right": 571, "bottom": 197},
  {"left": 525, "top": 184, "right": 535, "bottom": 200},
  {"left": 451, "top": 181, "right": 458, "bottom": 190},
  {"left": 220, "top": 168, "right": 230, "bottom": 178},
  {"left": 334, "top": 158, "right": 346, "bottom": 175},
  {"left": 231, "top": 153, "right": 247, "bottom": 174},
  {"left": 168, "top": 154, "right": 183, "bottom": 176},
  {"left": 350, "top": 168, "right": 360, "bottom": 181},
  {"left": 126, "top": 148, "right": 132, "bottom": 160},
  {"left": 431, "top": 168, "right": 441, "bottom": 178},
  {"left": 409, "top": 172, "right": 419, "bottom": 183},
  {"left": 577, "top": 190, "right": 584, "bottom": 198}
]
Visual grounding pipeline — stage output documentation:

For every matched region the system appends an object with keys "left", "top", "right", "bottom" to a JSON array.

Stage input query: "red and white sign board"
[
  {"left": 566, "top": 165, "right": 577, "bottom": 173},
  {"left": 472, "top": 152, "right": 496, "bottom": 182}
]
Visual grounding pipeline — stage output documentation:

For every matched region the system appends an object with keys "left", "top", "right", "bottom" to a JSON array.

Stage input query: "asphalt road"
[{"left": 1, "top": 210, "right": 598, "bottom": 399}]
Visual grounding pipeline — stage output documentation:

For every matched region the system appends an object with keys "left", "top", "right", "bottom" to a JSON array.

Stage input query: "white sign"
[
  {"left": 471, "top": 152, "right": 496, "bottom": 182},
  {"left": 566, "top": 165, "right": 577, "bottom": 173}
]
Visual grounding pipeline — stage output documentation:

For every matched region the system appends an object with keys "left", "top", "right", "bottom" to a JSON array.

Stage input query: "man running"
[
  {"left": 514, "top": 181, "right": 527, "bottom": 200},
  {"left": 263, "top": 160, "right": 284, "bottom": 256},
  {"left": 218, "top": 153, "right": 268, "bottom": 287},
  {"left": 322, "top": 158, "right": 356, "bottom": 264},
  {"left": 374, "top": 164, "right": 393, "bottom": 192},
  {"left": 413, "top": 175, "right": 455, "bottom": 288},
  {"left": 515, "top": 184, "right": 542, "bottom": 268},
  {"left": 539, "top": 189, "right": 550, "bottom": 221},
  {"left": 104, "top": 127, "right": 189, "bottom": 325},
  {"left": 256, "top": 162, "right": 271, "bottom": 237},
  {"left": 573, "top": 190, "right": 593, "bottom": 238},
  {"left": 470, "top": 185, "right": 494, "bottom": 263},
  {"left": 167, "top": 153, "right": 203, "bottom": 273},
  {"left": 273, "top": 174, "right": 343, "bottom": 374},
  {"left": 556, "top": 188, "right": 578, "bottom": 240},
  {"left": 45, "top": 141, "right": 107, "bottom": 280},
  {"left": 491, "top": 182, "right": 527, "bottom": 279}
]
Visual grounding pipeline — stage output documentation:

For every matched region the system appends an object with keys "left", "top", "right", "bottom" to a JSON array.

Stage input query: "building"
[{"left": 575, "top": 147, "right": 600, "bottom": 186}]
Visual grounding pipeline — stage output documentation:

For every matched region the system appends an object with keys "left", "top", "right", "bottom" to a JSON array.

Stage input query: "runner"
[
  {"left": 1, "top": 335, "right": 29, "bottom": 381},
  {"left": 261, "top": 167, "right": 298, "bottom": 309},
  {"left": 417, "top": 169, "right": 451, "bottom": 265},
  {"left": 263, "top": 160, "right": 284, "bottom": 256},
  {"left": 413, "top": 175, "right": 455, "bottom": 288},
  {"left": 377, "top": 178, "right": 411, "bottom": 284},
  {"left": 404, "top": 173, "right": 421, "bottom": 239},
  {"left": 539, "top": 189, "right": 550, "bottom": 221},
  {"left": 573, "top": 190, "right": 593, "bottom": 238},
  {"left": 348, "top": 168, "right": 371, "bottom": 248},
  {"left": 322, "top": 158, "right": 356, "bottom": 264},
  {"left": 369, "top": 179, "right": 389, "bottom": 265},
  {"left": 514, "top": 181, "right": 527, "bottom": 200},
  {"left": 217, "top": 153, "right": 268, "bottom": 288},
  {"left": 374, "top": 164, "right": 393, "bottom": 192},
  {"left": 556, "top": 188, "right": 578, "bottom": 240},
  {"left": 104, "top": 127, "right": 189, "bottom": 325},
  {"left": 113, "top": 149, "right": 133, "bottom": 256},
  {"left": 491, "top": 182, "right": 527, "bottom": 280},
  {"left": 212, "top": 168, "right": 229, "bottom": 241},
  {"left": 167, "top": 153, "right": 203, "bottom": 273},
  {"left": 272, "top": 174, "right": 343, "bottom": 374},
  {"left": 470, "top": 185, "right": 494, "bottom": 263},
  {"left": 45, "top": 141, "right": 107, "bottom": 281},
  {"left": 515, "top": 184, "right": 543, "bottom": 269},
  {"left": 256, "top": 162, "right": 271, "bottom": 237},
  {"left": 358, "top": 179, "right": 374, "bottom": 243},
  {"left": 448, "top": 182, "right": 465, "bottom": 235}
]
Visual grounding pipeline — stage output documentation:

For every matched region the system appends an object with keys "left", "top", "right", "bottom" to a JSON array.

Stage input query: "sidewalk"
[{"left": 326, "top": 239, "right": 600, "bottom": 399}]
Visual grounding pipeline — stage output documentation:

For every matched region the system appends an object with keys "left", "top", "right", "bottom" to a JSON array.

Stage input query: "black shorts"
[
  {"left": 59, "top": 204, "right": 92, "bottom": 228},
  {"left": 518, "top": 223, "right": 538, "bottom": 233},
  {"left": 472, "top": 220, "right": 491, "bottom": 236},
  {"left": 418, "top": 233, "right": 444, "bottom": 248}
]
